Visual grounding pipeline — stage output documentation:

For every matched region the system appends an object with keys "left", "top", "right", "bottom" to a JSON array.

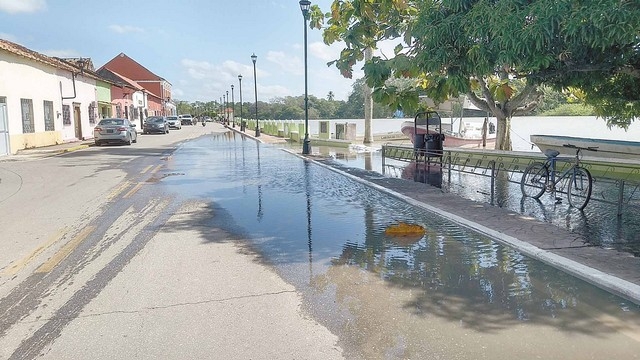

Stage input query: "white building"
[{"left": 0, "top": 39, "right": 100, "bottom": 155}]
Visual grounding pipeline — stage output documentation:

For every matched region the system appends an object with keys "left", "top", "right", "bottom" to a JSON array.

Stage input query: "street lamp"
[
  {"left": 251, "top": 53, "right": 260, "bottom": 137},
  {"left": 231, "top": 85, "right": 235, "bottom": 128},
  {"left": 226, "top": 90, "right": 229, "bottom": 125},
  {"left": 300, "top": 0, "right": 312, "bottom": 154},
  {"left": 223, "top": 94, "right": 226, "bottom": 124},
  {"left": 238, "top": 74, "right": 244, "bottom": 132}
]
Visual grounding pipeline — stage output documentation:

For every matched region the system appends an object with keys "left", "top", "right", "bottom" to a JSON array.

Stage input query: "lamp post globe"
[
  {"left": 251, "top": 53, "right": 260, "bottom": 137},
  {"left": 300, "top": 0, "right": 312, "bottom": 155},
  {"left": 238, "top": 74, "right": 244, "bottom": 132}
]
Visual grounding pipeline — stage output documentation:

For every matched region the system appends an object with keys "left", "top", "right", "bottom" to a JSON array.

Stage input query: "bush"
[{"left": 541, "top": 103, "right": 595, "bottom": 116}]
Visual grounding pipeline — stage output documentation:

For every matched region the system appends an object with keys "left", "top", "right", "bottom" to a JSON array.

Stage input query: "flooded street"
[{"left": 161, "top": 132, "right": 640, "bottom": 359}]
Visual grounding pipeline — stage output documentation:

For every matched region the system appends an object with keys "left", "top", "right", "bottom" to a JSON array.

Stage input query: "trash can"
[
  {"left": 425, "top": 133, "right": 444, "bottom": 157},
  {"left": 413, "top": 134, "right": 426, "bottom": 151}
]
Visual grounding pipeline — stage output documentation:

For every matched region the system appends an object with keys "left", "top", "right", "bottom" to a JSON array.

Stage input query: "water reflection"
[{"left": 162, "top": 133, "right": 640, "bottom": 358}]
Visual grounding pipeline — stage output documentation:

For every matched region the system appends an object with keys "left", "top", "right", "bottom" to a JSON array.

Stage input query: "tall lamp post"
[
  {"left": 222, "top": 94, "right": 226, "bottom": 124},
  {"left": 300, "top": 0, "right": 312, "bottom": 154},
  {"left": 251, "top": 53, "right": 260, "bottom": 137},
  {"left": 226, "top": 90, "right": 229, "bottom": 125},
  {"left": 238, "top": 74, "right": 244, "bottom": 132},
  {"left": 231, "top": 85, "right": 235, "bottom": 128}
]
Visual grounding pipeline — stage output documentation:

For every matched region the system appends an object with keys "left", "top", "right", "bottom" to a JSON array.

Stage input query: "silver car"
[
  {"left": 94, "top": 118, "right": 138, "bottom": 146},
  {"left": 166, "top": 115, "right": 182, "bottom": 129}
]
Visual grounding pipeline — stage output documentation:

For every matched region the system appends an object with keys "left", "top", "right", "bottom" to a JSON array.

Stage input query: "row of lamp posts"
[{"left": 218, "top": 1, "right": 310, "bottom": 152}]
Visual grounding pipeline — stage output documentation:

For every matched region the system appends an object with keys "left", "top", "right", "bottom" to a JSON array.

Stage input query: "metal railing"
[{"left": 381, "top": 144, "right": 640, "bottom": 216}]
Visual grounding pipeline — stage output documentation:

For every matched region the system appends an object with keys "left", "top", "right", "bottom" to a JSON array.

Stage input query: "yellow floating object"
[{"left": 384, "top": 222, "right": 426, "bottom": 237}]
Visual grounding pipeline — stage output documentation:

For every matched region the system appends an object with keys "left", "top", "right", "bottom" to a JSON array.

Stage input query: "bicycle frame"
[{"left": 546, "top": 154, "right": 580, "bottom": 193}]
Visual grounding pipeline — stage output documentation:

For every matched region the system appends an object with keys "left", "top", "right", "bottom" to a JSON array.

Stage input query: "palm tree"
[{"left": 326, "top": 91, "right": 335, "bottom": 101}]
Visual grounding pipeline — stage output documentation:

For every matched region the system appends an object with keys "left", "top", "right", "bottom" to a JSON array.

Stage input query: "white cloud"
[
  {"left": 266, "top": 51, "right": 302, "bottom": 75},
  {"left": 0, "top": 0, "right": 45, "bottom": 14},
  {"left": 309, "top": 41, "right": 341, "bottom": 62},
  {"left": 108, "top": 25, "right": 144, "bottom": 34},
  {"left": 40, "top": 49, "right": 81, "bottom": 58}
]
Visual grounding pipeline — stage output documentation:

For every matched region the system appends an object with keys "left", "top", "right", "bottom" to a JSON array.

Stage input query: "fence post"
[
  {"left": 382, "top": 145, "right": 386, "bottom": 170},
  {"left": 490, "top": 160, "right": 496, "bottom": 205},
  {"left": 618, "top": 180, "right": 625, "bottom": 217}
]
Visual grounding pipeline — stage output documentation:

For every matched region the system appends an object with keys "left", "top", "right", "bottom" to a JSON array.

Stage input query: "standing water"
[{"left": 160, "top": 132, "right": 640, "bottom": 360}]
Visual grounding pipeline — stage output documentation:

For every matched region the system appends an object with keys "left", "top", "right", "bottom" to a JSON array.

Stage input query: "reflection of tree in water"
[{"left": 330, "top": 209, "right": 639, "bottom": 334}]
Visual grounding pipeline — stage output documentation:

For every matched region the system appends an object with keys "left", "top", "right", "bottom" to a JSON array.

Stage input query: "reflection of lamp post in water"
[
  {"left": 304, "top": 160, "right": 313, "bottom": 279},
  {"left": 256, "top": 142, "right": 263, "bottom": 221}
]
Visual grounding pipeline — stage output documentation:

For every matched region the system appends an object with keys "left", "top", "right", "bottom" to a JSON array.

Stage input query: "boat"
[
  {"left": 530, "top": 134, "right": 640, "bottom": 160},
  {"left": 401, "top": 119, "right": 496, "bottom": 148}
]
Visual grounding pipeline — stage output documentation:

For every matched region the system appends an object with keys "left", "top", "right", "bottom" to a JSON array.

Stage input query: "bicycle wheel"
[
  {"left": 520, "top": 162, "right": 548, "bottom": 198},
  {"left": 568, "top": 167, "right": 592, "bottom": 210}
]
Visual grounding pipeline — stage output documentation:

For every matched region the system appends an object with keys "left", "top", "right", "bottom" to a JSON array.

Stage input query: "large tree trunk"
[
  {"left": 495, "top": 115, "right": 512, "bottom": 151},
  {"left": 363, "top": 48, "right": 373, "bottom": 145}
]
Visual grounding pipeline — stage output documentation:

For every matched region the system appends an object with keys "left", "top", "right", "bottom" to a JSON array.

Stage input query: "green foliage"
[
  {"left": 319, "top": 0, "right": 640, "bottom": 130},
  {"left": 541, "top": 104, "right": 595, "bottom": 117}
]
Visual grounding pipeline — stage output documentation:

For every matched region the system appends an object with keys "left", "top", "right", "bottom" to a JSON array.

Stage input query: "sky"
[{"left": 0, "top": 0, "right": 392, "bottom": 103}]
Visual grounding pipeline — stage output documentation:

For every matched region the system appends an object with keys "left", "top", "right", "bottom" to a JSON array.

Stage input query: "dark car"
[{"left": 143, "top": 116, "right": 169, "bottom": 134}]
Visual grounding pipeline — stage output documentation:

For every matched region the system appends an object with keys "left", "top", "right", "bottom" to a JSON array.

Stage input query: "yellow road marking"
[
  {"left": 151, "top": 164, "right": 163, "bottom": 174},
  {"left": 140, "top": 165, "right": 153, "bottom": 174},
  {"left": 107, "top": 180, "right": 131, "bottom": 201},
  {"left": 123, "top": 183, "right": 143, "bottom": 198},
  {"left": 36, "top": 225, "right": 96, "bottom": 273},
  {"left": 1, "top": 227, "right": 67, "bottom": 276}
]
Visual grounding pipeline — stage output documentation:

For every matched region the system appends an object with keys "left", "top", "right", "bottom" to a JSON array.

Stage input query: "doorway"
[
  {"left": 0, "top": 97, "right": 9, "bottom": 155},
  {"left": 73, "top": 104, "right": 82, "bottom": 140}
]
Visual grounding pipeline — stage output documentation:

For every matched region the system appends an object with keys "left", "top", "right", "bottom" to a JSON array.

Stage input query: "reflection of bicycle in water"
[{"left": 520, "top": 144, "right": 596, "bottom": 210}]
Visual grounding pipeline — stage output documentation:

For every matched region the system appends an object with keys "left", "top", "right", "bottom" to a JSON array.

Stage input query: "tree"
[
  {"left": 316, "top": 0, "right": 640, "bottom": 150},
  {"left": 326, "top": 91, "right": 335, "bottom": 101}
]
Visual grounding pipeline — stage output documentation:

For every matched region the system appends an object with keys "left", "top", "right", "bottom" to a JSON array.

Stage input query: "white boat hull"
[
  {"left": 401, "top": 121, "right": 495, "bottom": 148},
  {"left": 530, "top": 134, "right": 640, "bottom": 159}
]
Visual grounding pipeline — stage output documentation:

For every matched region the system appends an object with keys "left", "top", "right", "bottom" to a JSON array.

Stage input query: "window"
[
  {"left": 88, "top": 103, "right": 96, "bottom": 124},
  {"left": 20, "top": 98, "right": 35, "bottom": 133},
  {"left": 44, "top": 100, "right": 54, "bottom": 131},
  {"left": 62, "top": 105, "right": 71, "bottom": 125}
]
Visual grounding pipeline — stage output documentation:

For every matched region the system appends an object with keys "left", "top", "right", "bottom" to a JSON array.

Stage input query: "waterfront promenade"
[{"left": 236, "top": 126, "right": 640, "bottom": 305}]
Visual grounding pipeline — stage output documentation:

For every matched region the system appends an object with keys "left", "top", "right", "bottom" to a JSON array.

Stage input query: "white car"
[
  {"left": 179, "top": 115, "right": 195, "bottom": 125},
  {"left": 166, "top": 116, "right": 182, "bottom": 129}
]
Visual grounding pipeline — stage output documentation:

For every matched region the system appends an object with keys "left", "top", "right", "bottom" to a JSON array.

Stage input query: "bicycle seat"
[{"left": 543, "top": 149, "right": 560, "bottom": 158}]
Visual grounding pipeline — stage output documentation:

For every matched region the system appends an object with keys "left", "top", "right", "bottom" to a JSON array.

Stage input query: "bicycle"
[{"left": 520, "top": 144, "right": 596, "bottom": 210}]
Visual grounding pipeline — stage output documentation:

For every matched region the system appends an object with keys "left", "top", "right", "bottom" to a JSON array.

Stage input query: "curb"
[{"left": 59, "top": 144, "right": 91, "bottom": 153}]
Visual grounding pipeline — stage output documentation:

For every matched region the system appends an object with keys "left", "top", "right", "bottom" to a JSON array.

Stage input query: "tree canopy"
[{"left": 315, "top": 0, "right": 640, "bottom": 149}]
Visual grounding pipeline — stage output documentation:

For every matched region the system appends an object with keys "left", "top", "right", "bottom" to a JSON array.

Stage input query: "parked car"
[
  {"left": 179, "top": 114, "right": 195, "bottom": 125},
  {"left": 143, "top": 116, "right": 169, "bottom": 134},
  {"left": 94, "top": 118, "right": 138, "bottom": 146},
  {"left": 166, "top": 115, "right": 182, "bottom": 129}
]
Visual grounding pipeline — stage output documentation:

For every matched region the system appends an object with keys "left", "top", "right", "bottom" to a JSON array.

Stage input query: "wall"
[
  {"left": 0, "top": 52, "right": 64, "bottom": 153},
  {"left": 58, "top": 70, "right": 98, "bottom": 141}
]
